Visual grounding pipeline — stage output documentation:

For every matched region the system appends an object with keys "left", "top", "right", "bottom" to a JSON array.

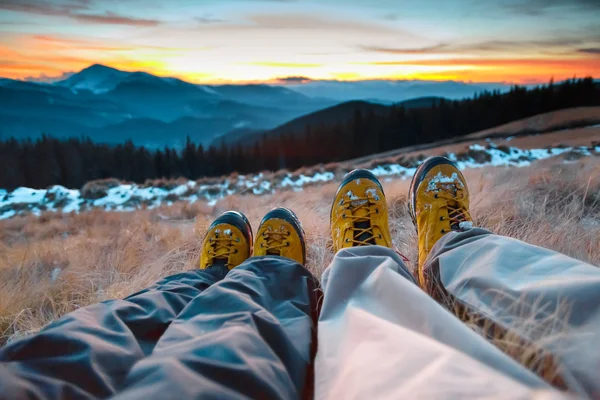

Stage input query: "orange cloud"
[
  {"left": 30, "top": 35, "right": 134, "bottom": 51},
  {"left": 0, "top": 46, "right": 21, "bottom": 59},
  {"left": 0, "top": 33, "right": 184, "bottom": 80},
  {"left": 361, "top": 57, "right": 600, "bottom": 83},
  {"left": 0, "top": 62, "right": 52, "bottom": 72},
  {"left": 0, "top": 39, "right": 107, "bottom": 80},
  {"left": 370, "top": 58, "right": 599, "bottom": 67}
]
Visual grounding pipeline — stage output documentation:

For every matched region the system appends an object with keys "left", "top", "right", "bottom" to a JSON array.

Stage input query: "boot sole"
[
  {"left": 210, "top": 211, "right": 253, "bottom": 246},
  {"left": 330, "top": 169, "right": 385, "bottom": 223},
  {"left": 408, "top": 156, "right": 460, "bottom": 226},
  {"left": 260, "top": 207, "right": 306, "bottom": 264}
]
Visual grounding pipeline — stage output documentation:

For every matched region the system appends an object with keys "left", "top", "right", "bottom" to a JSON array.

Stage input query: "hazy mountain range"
[
  {"left": 284, "top": 79, "right": 511, "bottom": 104},
  {"left": 0, "top": 64, "right": 513, "bottom": 148}
]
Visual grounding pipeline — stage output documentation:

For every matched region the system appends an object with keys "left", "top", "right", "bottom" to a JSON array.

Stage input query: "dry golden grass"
[
  {"left": 467, "top": 106, "right": 600, "bottom": 138},
  {"left": 1, "top": 156, "right": 599, "bottom": 390}
]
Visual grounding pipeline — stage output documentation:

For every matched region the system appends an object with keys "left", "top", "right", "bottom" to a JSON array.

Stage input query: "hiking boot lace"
[
  {"left": 342, "top": 197, "right": 380, "bottom": 246},
  {"left": 433, "top": 182, "right": 471, "bottom": 233},
  {"left": 207, "top": 233, "right": 238, "bottom": 266},
  {"left": 260, "top": 227, "right": 290, "bottom": 255}
]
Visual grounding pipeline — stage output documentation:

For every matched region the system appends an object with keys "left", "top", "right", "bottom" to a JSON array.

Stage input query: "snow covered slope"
[
  {"left": 1, "top": 142, "right": 598, "bottom": 220},
  {"left": 55, "top": 64, "right": 134, "bottom": 94}
]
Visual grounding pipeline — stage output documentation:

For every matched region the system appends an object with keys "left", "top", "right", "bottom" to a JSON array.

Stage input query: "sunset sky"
[{"left": 1, "top": 0, "right": 599, "bottom": 84}]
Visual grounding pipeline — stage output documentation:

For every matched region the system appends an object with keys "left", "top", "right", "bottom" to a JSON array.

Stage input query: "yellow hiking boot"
[
  {"left": 199, "top": 211, "right": 253, "bottom": 270},
  {"left": 409, "top": 156, "right": 473, "bottom": 291},
  {"left": 254, "top": 208, "right": 306, "bottom": 264},
  {"left": 330, "top": 169, "right": 392, "bottom": 252}
]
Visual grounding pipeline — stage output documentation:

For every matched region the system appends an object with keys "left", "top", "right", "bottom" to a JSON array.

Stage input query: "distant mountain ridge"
[
  {"left": 219, "top": 97, "right": 443, "bottom": 146},
  {"left": 1, "top": 64, "right": 517, "bottom": 147},
  {"left": 0, "top": 64, "right": 335, "bottom": 147},
  {"left": 284, "top": 79, "right": 511, "bottom": 103}
]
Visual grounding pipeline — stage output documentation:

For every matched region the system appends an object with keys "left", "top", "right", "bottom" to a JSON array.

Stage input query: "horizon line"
[{"left": 5, "top": 63, "right": 595, "bottom": 87}]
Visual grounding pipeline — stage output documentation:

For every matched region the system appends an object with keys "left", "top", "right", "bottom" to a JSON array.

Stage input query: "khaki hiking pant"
[{"left": 316, "top": 228, "right": 600, "bottom": 399}]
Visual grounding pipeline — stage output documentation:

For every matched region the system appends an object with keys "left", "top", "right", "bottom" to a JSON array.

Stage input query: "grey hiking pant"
[
  {"left": 0, "top": 257, "right": 321, "bottom": 399},
  {"left": 316, "top": 228, "right": 600, "bottom": 399}
]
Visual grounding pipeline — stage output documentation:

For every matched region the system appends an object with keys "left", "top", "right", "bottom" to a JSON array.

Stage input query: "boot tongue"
[
  {"left": 211, "top": 258, "right": 228, "bottom": 266},
  {"left": 352, "top": 204, "right": 375, "bottom": 245},
  {"left": 210, "top": 232, "right": 231, "bottom": 265},
  {"left": 264, "top": 228, "right": 284, "bottom": 256}
]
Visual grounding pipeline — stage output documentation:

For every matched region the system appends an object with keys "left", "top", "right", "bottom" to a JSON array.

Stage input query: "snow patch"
[
  {"left": 51, "top": 268, "right": 61, "bottom": 282},
  {"left": 8, "top": 188, "right": 47, "bottom": 204},
  {"left": 346, "top": 190, "right": 360, "bottom": 201},
  {"left": 426, "top": 172, "right": 461, "bottom": 192},
  {"left": 1, "top": 210, "right": 16, "bottom": 219},
  {"left": 369, "top": 164, "right": 416, "bottom": 178},
  {"left": 459, "top": 221, "right": 473, "bottom": 230},
  {"left": 200, "top": 86, "right": 220, "bottom": 96},
  {"left": 470, "top": 144, "right": 486, "bottom": 151},
  {"left": 281, "top": 172, "right": 334, "bottom": 188},
  {"left": 0, "top": 142, "right": 597, "bottom": 220},
  {"left": 365, "top": 188, "right": 380, "bottom": 201}
]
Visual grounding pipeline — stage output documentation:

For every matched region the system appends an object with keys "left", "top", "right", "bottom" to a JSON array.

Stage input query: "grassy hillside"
[
  {"left": 467, "top": 106, "right": 600, "bottom": 138},
  {"left": 1, "top": 153, "right": 598, "bottom": 390}
]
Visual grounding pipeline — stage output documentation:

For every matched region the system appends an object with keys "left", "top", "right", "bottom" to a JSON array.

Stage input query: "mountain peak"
[
  {"left": 81, "top": 64, "right": 122, "bottom": 73},
  {"left": 56, "top": 64, "right": 132, "bottom": 93}
]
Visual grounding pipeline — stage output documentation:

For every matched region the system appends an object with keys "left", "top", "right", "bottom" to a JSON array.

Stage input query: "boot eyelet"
[
  {"left": 342, "top": 214, "right": 346, "bottom": 219},
  {"left": 345, "top": 238, "right": 350, "bottom": 243},
  {"left": 441, "top": 229, "right": 446, "bottom": 234},
  {"left": 235, "top": 238, "right": 241, "bottom": 243},
  {"left": 375, "top": 209, "right": 379, "bottom": 214},
  {"left": 285, "top": 242, "right": 289, "bottom": 246},
  {"left": 378, "top": 234, "right": 382, "bottom": 239},
  {"left": 234, "top": 249, "right": 238, "bottom": 254},
  {"left": 440, "top": 217, "right": 444, "bottom": 221},
  {"left": 434, "top": 194, "right": 439, "bottom": 199}
]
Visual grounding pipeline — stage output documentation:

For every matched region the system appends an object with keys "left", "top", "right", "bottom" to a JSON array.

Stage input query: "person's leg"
[
  {"left": 1, "top": 209, "right": 320, "bottom": 400},
  {"left": 317, "top": 169, "right": 558, "bottom": 399},
  {"left": 0, "top": 210, "right": 250, "bottom": 399},
  {"left": 424, "top": 228, "right": 600, "bottom": 397},
  {"left": 316, "top": 246, "right": 559, "bottom": 399},
  {"left": 0, "top": 266, "right": 228, "bottom": 400},
  {"left": 409, "top": 157, "right": 600, "bottom": 397},
  {"left": 114, "top": 207, "right": 320, "bottom": 400}
]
